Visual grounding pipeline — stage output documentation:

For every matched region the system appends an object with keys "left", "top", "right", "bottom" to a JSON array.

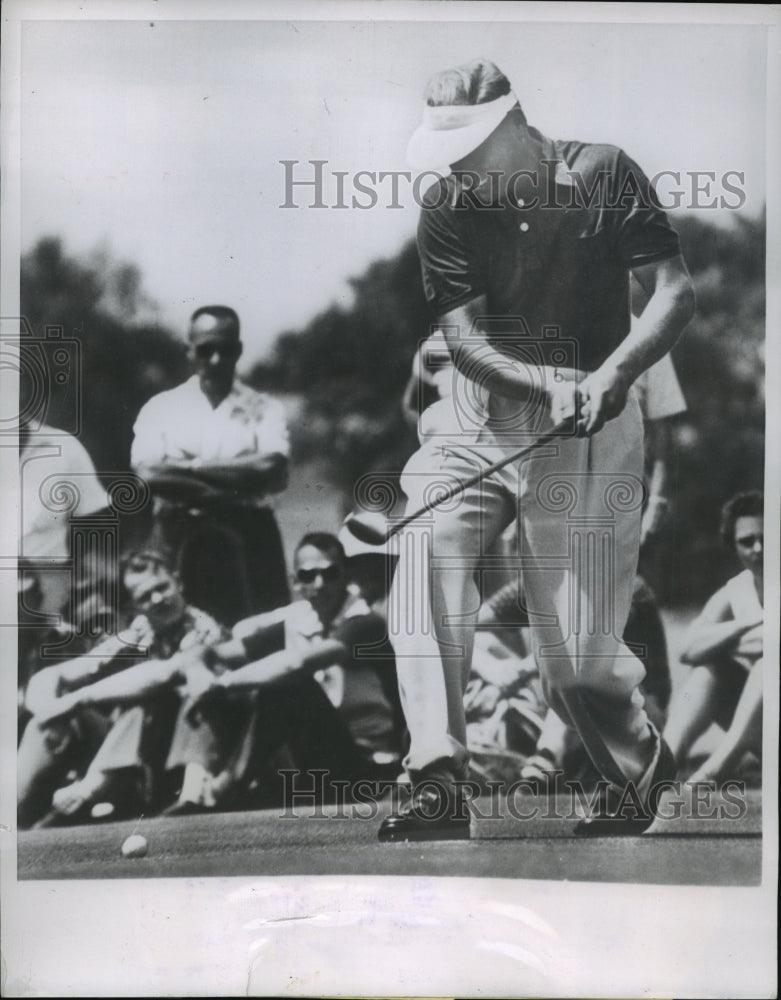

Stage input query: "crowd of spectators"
[{"left": 17, "top": 306, "right": 765, "bottom": 827}]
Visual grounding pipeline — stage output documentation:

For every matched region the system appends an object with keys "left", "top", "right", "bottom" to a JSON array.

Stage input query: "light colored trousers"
[{"left": 388, "top": 394, "right": 659, "bottom": 790}]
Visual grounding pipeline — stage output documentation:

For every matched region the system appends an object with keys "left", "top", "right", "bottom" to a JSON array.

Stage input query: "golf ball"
[{"left": 121, "top": 833, "right": 148, "bottom": 858}]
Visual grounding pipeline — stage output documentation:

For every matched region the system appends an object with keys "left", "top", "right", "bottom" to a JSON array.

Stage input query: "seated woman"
[{"left": 663, "top": 492, "right": 764, "bottom": 784}]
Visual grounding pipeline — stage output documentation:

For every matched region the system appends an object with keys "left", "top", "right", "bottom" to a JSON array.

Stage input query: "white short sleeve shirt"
[
  {"left": 130, "top": 377, "right": 289, "bottom": 506},
  {"left": 21, "top": 426, "right": 109, "bottom": 559}
]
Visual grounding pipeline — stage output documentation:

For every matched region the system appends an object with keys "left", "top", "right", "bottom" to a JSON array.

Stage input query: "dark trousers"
[
  {"left": 170, "top": 673, "right": 396, "bottom": 806},
  {"left": 154, "top": 505, "right": 289, "bottom": 626}
]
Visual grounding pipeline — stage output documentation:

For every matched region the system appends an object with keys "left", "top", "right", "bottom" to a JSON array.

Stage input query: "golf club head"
[{"left": 342, "top": 511, "right": 391, "bottom": 547}]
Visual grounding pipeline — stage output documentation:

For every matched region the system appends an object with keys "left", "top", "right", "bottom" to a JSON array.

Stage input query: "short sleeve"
[
  {"left": 130, "top": 397, "right": 167, "bottom": 468},
  {"left": 609, "top": 150, "right": 681, "bottom": 267},
  {"left": 60, "top": 434, "right": 109, "bottom": 516},
  {"left": 417, "top": 184, "right": 486, "bottom": 315},
  {"left": 240, "top": 619, "right": 286, "bottom": 661},
  {"left": 253, "top": 395, "right": 290, "bottom": 459}
]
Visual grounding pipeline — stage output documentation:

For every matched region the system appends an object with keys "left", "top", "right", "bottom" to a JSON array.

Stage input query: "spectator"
[
  {"left": 476, "top": 576, "right": 669, "bottom": 789},
  {"left": 175, "top": 532, "right": 404, "bottom": 811},
  {"left": 463, "top": 632, "right": 547, "bottom": 786},
  {"left": 131, "top": 305, "right": 290, "bottom": 626},
  {"left": 337, "top": 521, "right": 397, "bottom": 616},
  {"left": 17, "top": 573, "right": 92, "bottom": 741},
  {"left": 18, "top": 549, "right": 225, "bottom": 826},
  {"left": 20, "top": 416, "right": 109, "bottom": 620},
  {"left": 663, "top": 492, "right": 764, "bottom": 784}
]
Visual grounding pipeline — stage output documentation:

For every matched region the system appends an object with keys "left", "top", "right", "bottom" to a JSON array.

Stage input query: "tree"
[
  {"left": 20, "top": 237, "right": 188, "bottom": 473},
  {"left": 250, "top": 212, "right": 766, "bottom": 605}
]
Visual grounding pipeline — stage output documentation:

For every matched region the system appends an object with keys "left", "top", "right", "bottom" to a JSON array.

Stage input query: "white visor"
[
  {"left": 338, "top": 519, "right": 389, "bottom": 558},
  {"left": 406, "top": 91, "right": 518, "bottom": 170}
]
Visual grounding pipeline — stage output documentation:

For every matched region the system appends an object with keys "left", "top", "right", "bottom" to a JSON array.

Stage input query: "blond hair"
[{"left": 424, "top": 58, "right": 512, "bottom": 107}]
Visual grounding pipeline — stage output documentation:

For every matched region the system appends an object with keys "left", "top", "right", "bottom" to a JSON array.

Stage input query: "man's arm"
[
  {"left": 680, "top": 587, "right": 763, "bottom": 666},
  {"left": 32, "top": 654, "right": 188, "bottom": 725},
  {"left": 208, "top": 636, "right": 348, "bottom": 692},
  {"left": 23, "top": 624, "right": 150, "bottom": 716},
  {"left": 133, "top": 455, "right": 288, "bottom": 503},
  {"left": 197, "top": 392, "right": 290, "bottom": 495},
  {"left": 579, "top": 255, "right": 695, "bottom": 435},
  {"left": 201, "top": 639, "right": 349, "bottom": 691},
  {"left": 440, "top": 296, "right": 550, "bottom": 401},
  {"left": 187, "top": 452, "right": 289, "bottom": 495},
  {"left": 131, "top": 393, "right": 289, "bottom": 497},
  {"left": 437, "top": 298, "right": 608, "bottom": 433}
]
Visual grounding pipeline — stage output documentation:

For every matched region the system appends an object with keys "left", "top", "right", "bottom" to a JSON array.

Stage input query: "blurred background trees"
[
  {"left": 20, "top": 212, "right": 765, "bottom": 605},
  {"left": 20, "top": 237, "right": 188, "bottom": 474}
]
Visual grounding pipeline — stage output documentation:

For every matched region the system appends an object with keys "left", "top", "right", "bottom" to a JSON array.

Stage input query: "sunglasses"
[
  {"left": 295, "top": 565, "right": 341, "bottom": 584},
  {"left": 193, "top": 342, "right": 240, "bottom": 360},
  {"left": 736, "top": 534, "right": 763, "bottom": 547}
]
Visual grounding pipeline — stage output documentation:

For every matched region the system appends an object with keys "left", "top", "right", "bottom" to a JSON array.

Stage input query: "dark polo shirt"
[{"left": 417, "top": 120, "right": 681, "bottom": 374}]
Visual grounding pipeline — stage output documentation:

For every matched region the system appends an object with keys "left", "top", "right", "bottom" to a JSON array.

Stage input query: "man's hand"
[
  {"left": 546, "top": 379, "right": 580, "bottom": 431},
  {"left": 464, "top": 678, "right": 502, "bottom": 719},
  {"left": 578, "top": 364, "right": 632, "bottom": 436},
  {"left": 119, "top": 615, "right": 155, "bottom": 651}
]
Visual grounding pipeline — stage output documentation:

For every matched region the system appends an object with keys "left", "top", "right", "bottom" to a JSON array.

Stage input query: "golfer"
[{"left": 381, "top": 59, "right": 695, "bottom": 840}]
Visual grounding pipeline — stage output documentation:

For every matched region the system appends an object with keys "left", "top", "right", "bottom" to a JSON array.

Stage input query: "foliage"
[
  {"left": 20, "top": 211, "right": 766, "bottom": 606},
  {"left": 250, "top": 212, "right": 767, "bottom": 605},
  {"left": 20, "top": 237, "right": 188, "bottom": 473},
  {"left": 248, "top": 240, "right": 427, "bottom": 493},
  {"left": 665, "top": 214, "right": 765, "bottom": 603}
]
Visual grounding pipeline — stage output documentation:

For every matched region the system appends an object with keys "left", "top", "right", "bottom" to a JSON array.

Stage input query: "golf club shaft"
[{"left": 387, "top": 420, "right": 571, "bottom": 540}]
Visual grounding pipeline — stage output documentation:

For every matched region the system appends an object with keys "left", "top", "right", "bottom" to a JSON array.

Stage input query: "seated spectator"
[
  {"left": 18, "top": 550, "right": 225, "bottom": 826},
  {"left": 17, "top": 572, "right": 87, "bottom": 739},
  {"left": 464, "top": 633, "right": 547, "bottom": 787},
  {"left": 480, "top": 573, "right": 673, "bottom": 789},
  {"left": 663, "top": 492, "right": 764, "bottom": 784},
  {"left": 173, "top": 532, "right": 405, "bottom": 811},
  {"left": 20, "top": 416, "right": 110, "bottom": 621}
]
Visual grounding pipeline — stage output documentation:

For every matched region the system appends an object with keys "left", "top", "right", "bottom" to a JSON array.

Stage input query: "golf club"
[{"left": 344, "top": 419, "right": 573, "bottom": 546}]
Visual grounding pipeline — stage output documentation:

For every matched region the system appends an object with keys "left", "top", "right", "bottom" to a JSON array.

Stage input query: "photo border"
[{"left": 1, "top": 2, "right": 778, "bottom": 996}]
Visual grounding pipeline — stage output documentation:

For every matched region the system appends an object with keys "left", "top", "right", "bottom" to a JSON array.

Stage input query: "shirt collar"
[
  {"left": 186, "top": 373, "right": 249, "bottom": 410},
  {"left": 443, "top": 124, "right": 574, "bottom": 210}
]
